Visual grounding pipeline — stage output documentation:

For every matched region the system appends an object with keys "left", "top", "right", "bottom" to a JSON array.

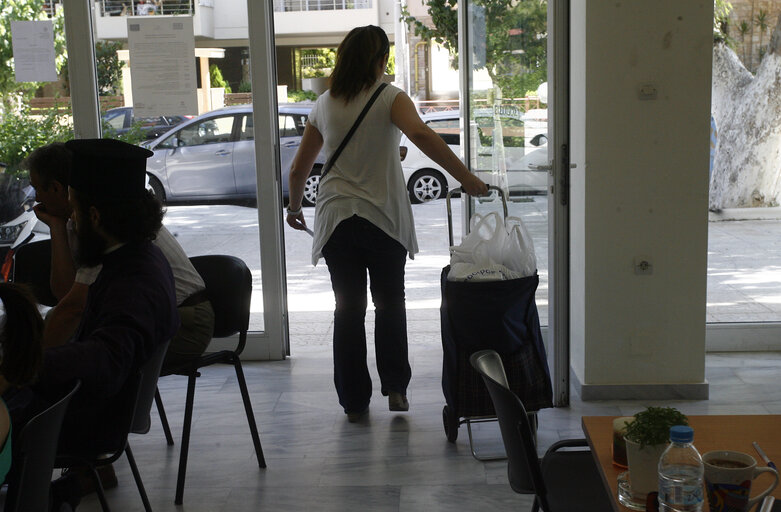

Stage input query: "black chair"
[
  {"left": 55, "top": 340, "right": 170, "bottom": 512},
  {"left": 469, "top": 349, "right": 613, "bottom": 512},
  {"left": 11, "top": 239, "right": 57, "bottom": 307},
  {"left": 154, "top": 255, "right": 266, "bottom": 505},
  {"left": 4, "top": 381, "right": 80, "bottom": 512}
]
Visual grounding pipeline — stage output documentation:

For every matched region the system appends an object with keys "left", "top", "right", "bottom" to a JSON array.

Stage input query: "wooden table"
[{"left": 582, "top": 415, "right": 781, "bottom": 512}]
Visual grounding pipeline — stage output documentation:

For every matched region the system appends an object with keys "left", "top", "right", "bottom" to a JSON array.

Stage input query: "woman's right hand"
[
  {"left": 286, "top": 210, "right": 308, "bottom": 232},
  {"left": 460, "top": 174, "right": 489, "bottom": 197}
]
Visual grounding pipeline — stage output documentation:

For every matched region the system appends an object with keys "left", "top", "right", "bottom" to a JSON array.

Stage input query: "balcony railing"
[
  {"left": 97, "top": 0, "right": 194, "bottom": 17},
  {"left": 273, "top": 0, "right": 372, "bottom": 12}
]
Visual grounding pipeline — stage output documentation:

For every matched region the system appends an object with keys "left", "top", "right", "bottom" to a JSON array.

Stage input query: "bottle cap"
[{"left": 669, "top": 425, "right": 693, "bottom": 443}]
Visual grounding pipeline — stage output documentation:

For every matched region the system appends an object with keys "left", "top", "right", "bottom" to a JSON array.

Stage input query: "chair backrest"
[
  {"left": 131, "top": 340, "right": 171, "bottom": 435},
  {"left": 189, "top": 255, "right": 251, "bottom": 354},
  {"left": 12, "top": 239, "right": 57, "bottom": 307},
  {"left": 469, "top": 350, "right": 547, "bottom": 500},
  {"left": 9, "top": 380, "right": 81, "bottom": 512}
]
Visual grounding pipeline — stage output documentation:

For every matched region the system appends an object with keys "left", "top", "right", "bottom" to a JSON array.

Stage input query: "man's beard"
[{"left": 74, "top": 213, "right": 107, "bottom": 268}]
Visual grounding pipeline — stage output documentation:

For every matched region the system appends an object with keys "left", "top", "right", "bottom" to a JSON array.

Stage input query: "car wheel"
[
  {"left": 408, "top": 169, "right": 447, "bottom": 204},
  {"left": 302, "top": 168, "right": 320, "bottom": 207},
  {"left": 148, "top": 175, "right": 166, "bottom": 204}
]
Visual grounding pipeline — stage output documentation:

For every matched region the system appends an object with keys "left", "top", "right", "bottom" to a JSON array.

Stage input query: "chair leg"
[
  {"left": 89, "top": 465, "right": 111, "bottom": 512},
  {"left": 125, "top": 444, "right": 153, "bottom": 512},
  {"left": 155, "top": 387, "right": 175, "bottom": 446},
  {"left": 175, "top": 373, "right": 197, "bottom": 505},
  {"left": 233, "top": 357, "right": 266, "bottom": 468}
]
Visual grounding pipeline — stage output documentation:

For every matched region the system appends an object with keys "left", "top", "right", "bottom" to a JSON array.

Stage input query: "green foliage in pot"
[{"left": 623, "top": 406, "right": 689, "bottom": 449}]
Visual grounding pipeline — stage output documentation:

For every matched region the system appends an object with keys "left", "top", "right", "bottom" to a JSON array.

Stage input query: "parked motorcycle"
[{"left": 0, "top": 164, "right": 50, "bottom": 281}]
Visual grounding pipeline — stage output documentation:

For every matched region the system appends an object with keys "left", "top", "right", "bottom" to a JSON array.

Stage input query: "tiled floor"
[{"left": 72, "top": 327, "right": 781, "bottom": 511}]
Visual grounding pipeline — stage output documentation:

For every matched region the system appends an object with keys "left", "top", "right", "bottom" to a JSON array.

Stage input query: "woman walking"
[{"left": 287, "top": 25, "right": 487, "bottom": 422}]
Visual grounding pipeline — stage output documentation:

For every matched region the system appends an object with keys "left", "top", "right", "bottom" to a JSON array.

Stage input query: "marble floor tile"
[{"left": 52, "top": 344, "right": 781, "bottom": 512}]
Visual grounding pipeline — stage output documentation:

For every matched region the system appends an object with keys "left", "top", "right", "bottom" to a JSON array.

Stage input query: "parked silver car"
[
  {"left": 399, "top": 110, "right": 549, "bottom": 203},
  {"left": 144, "top": 104, "right": 324, "bottom": 206}
]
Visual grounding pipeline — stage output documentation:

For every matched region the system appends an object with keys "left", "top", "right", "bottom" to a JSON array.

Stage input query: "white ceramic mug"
[{"left": 703, "top": 450, "right": 779, "bottom": 512}]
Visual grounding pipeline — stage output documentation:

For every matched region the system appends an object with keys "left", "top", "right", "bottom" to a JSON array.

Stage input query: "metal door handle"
[
  {"left": 214, "top": 150, "right": 231, "bottom": 156},
  {"left": 528, "top": 163, "right": 553, "bottom": 171}
]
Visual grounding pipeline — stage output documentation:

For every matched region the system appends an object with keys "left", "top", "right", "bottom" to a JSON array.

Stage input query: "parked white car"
[{"left": 399, "top": 109, "right": 549, "bottom": 203}]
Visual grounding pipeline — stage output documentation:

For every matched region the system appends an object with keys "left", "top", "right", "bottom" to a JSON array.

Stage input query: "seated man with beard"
[
  {"left": 23, "top": 143, "right": 214, "bottom": 371},
  {"left": 8, "top": 139, "right": 179, "bottom": 510}
]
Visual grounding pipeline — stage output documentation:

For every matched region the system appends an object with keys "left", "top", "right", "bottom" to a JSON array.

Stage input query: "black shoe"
[
  {"left": 346, "top": 407, "right": 369, "bottom": 423},
  {"left": 388, "top": 392, "right": 409, "bottom": 411}
]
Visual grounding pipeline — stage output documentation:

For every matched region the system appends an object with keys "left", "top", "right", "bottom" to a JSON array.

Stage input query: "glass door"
[{"left": 460, "top": 0, "right": 570, "bottom": 404}]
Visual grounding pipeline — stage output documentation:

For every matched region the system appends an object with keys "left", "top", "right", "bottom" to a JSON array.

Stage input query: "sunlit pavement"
[{"left": 162, "top": 197, "right": 781, "bottom": 343}]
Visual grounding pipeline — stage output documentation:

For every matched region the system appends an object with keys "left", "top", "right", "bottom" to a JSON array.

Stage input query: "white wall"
[{"left": 570, "top": 2, "right": 712, "bottom": 398}]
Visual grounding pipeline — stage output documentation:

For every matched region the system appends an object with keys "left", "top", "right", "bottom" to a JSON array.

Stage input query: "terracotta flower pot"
[{"left": 624, "top": 437, "right": 669, "bottom": 496}]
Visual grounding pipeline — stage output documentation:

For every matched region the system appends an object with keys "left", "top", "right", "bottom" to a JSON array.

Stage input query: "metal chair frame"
[{"left": 154, "top": 255, "right": 266, "bottom": 505}]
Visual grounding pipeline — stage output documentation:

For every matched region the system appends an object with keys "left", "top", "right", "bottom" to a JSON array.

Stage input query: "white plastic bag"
[{"left": 448, "top": 212, "right": 536, "bottom": 281}]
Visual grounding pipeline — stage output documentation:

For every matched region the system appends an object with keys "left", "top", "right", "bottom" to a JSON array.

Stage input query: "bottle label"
[{"left": 659, "top": 481, "right": 704, "bottom": 506}]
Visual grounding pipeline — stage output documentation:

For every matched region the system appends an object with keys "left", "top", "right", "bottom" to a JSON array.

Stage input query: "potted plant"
[{"left": 622, "top": 406, "right": 689, "bottom": 496}]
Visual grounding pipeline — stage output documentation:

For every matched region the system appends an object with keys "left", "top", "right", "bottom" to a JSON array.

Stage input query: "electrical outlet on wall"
[
  {"left": 634, "top": 256, "right": 653, "bottom": 275},
  {"left": 638, "top": 83, "right": 658, "bottom": 100}
]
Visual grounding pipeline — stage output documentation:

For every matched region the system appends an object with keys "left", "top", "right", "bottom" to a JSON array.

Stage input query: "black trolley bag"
[{"left": 440, "top": 186, "right": 553, "bottom": 459}]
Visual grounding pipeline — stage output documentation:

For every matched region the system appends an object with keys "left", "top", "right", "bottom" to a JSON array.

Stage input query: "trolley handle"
[{"left": 446, "top": 185, "right": 508, "bottom": 248}]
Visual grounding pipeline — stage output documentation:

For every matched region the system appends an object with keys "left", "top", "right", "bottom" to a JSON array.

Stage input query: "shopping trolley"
[{"left": 440, "top": 186, "right": 552, "bottom": 460}]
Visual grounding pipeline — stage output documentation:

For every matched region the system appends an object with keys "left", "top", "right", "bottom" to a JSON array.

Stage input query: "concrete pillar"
[
  {"left": 569, "top": 1, "right": 713, "bottom": 400},
  {"left": 199, "top": 56, "right": 211, "bottom": 113}
]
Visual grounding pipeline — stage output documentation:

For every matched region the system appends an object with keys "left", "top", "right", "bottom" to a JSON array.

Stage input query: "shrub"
[
  {"left": 287, "top": 90, "right": 318, "bottom": 103},
  {"left": 0, "top": 107, "right": 72, "bottom": 176}
]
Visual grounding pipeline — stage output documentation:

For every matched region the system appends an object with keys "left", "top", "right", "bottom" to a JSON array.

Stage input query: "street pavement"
[{"left": 162, "top": 196, "right": 781, "bottom": 342}]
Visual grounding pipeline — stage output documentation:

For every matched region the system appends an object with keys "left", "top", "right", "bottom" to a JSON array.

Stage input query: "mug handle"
[{"left": 747, "top": 466, "right": 779, "bottom": 510}]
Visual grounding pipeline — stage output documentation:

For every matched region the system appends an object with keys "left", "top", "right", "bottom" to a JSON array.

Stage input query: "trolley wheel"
[{"left": 443, "top": 405, "right": 459, "bottom": 443}]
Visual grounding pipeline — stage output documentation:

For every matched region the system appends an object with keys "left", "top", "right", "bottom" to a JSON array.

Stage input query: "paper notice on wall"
[
  {"left": 11, "top": 20, "right": 59, "bottom": 83},
  {"left": 127, "top": 17, "right": 197, "bottom": 118}
]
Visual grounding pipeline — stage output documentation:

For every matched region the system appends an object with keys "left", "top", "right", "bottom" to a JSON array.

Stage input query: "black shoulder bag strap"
[{"left": 319, "top": 82, "right": 389, "bottom": 181}]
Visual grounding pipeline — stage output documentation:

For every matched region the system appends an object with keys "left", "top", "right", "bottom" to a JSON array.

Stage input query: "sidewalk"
[{"left": 163, "top": 198, "right": 781, "bottom": 342}]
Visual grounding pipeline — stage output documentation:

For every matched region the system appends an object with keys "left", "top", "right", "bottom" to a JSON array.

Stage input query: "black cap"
[{"left": 66, "top": 139, "right": 153, "bottom": 200}]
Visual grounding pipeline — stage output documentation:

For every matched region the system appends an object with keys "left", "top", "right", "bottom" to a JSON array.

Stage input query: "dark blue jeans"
[{"left": 322, "top": 215, "right": 412, "bottom": 413}]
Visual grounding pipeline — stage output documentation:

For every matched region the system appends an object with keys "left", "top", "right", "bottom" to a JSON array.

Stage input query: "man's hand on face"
[{"left": 33, "top": 202, "right": 68, "bottom": 228}]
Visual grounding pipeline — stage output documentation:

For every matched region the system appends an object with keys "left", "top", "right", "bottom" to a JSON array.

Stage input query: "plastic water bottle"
[{"left": 658, "top": 425, "right": 704, "bottom": 512}]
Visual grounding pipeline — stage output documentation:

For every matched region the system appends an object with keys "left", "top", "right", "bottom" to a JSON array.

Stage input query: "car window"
[
  {"left": 177, "top": 116, "right": 235, "bottom": 146},
  {"left": 103, "top": 110, "right": 127, "bottom": 130},
  {"left": 133, "top": 116, "right": 166, "bottom": 127},
  {"left": 427, "top": 118, "right": 460, "bottom": 146},
  {"left": 279, "top": 114, "right": 299, "bottom": 138},
  {"left": 239, "top": 114, "right": 253, "bottom": 141}
]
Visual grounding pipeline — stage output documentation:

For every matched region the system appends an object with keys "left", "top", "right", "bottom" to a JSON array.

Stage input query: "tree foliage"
[
  {"left": 0, "top": 107, "right": 72, "bottom": 174},
  {"left": 0, "top": 0, "right": 67, "bottom": 112},
  {"left": 209, "top": 63, "right": 231, "bottom": 93},
  {"left": 62, "top": 41, "right": 125, "bottom": 96},
  {"left": 401, "top": 0, "right": 547, "bottom": 98}
]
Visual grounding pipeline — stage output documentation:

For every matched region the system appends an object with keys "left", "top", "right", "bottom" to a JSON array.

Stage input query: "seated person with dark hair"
[
  {"left": 0, "top": 283, "right": 44, "bottom": 484},
  {"left": 7, "top": 139, "right": 180, "bottom": 510},
  {"left": 25, "top": 143, "right": 214, "bottom": 372}
]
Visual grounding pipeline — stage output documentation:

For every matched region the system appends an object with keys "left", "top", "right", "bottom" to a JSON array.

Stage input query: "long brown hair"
[
  {"left": 0, "top": 283, "right": 43, "bottom": 386},
  {"left": 329, "top": 25, "right": 390, "bottom": 103}
]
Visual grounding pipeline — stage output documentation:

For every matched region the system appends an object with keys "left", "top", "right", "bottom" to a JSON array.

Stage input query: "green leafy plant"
[
  {"left": 209, "top": 64, "right": 231, "bottom": 93},
  {"left": 623, "top": 407, "right": 689, "bottom": 449},
  {"left": 238, "top": 80, "right": 252, "bottom": 93},
  {"left": 101, "top": 119, "right": 148, "bottom": 147},
  {"left": 287, "top": 90, "right": 318, "bottom": 103},
  {"left": 0, "top": 107, "right": 72, "bottom": 176}
]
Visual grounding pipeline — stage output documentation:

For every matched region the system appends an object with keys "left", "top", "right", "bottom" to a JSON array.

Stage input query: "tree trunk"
[{"left": 710, "top": 14, "right": 781, "bottom": 209}]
